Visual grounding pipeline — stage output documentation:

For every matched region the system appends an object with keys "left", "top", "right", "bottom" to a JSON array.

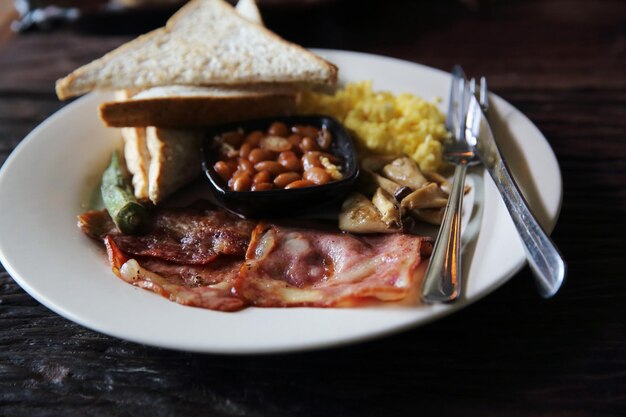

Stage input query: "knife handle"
[
  {"left": 421, "top": 163, "right": 468, "bottom": 303},
  {"left": 488, "top": 158, "right": 566, "bottom": 297}
]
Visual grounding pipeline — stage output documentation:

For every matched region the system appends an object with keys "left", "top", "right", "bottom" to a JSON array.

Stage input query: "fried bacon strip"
[
  {"left": 79, "top": 202, "right": 431, "bottom": 311},
  {"left": 79, "top": 202, "right": 252, "bottom": 312},
  {"left": 79, "top": 202, "right": 255, "bottom": 264},
  {"left": 234, "top": 223, "right": 431, "bottom": 307},
  {"left": 104, "top": 237, "right": 246, "bottom": 311}
]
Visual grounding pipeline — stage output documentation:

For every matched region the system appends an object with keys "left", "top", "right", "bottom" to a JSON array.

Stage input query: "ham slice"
[{"left": 234, "top": 223, "right": 431, "bottom": 307}]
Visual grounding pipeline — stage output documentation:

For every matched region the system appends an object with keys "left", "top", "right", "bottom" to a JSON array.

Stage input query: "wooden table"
[{"left": 1, "top": 1, "right": 624, "bottom": 415}]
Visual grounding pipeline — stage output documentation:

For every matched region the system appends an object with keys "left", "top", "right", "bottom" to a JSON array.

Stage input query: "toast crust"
[
  {"left": 121, "top": 127, "right": 150, "bottom": 200},
  {"left": 99, "top": 92, "right": 297, "bottom": 128}
]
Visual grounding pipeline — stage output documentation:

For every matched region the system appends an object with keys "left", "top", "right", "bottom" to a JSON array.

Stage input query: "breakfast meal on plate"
[{"left": 58, "top": 0, "right": 456, "bottom": 312}]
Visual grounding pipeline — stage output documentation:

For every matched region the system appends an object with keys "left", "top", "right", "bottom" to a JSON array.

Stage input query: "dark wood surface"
[{"left": 1, "top": 1, "right": 625, "bottom": 416}]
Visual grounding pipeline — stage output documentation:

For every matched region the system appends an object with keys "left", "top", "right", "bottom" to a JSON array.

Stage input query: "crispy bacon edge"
[{"left": 103, "top": 236, "right": 246, "bottom": 312}]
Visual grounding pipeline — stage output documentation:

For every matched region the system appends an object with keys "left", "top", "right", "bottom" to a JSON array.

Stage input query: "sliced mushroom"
[
  {"left": 393, "top": 185, "right": 413, "bottom": 201},
  {"left": 423, "top": 170, "right": 471, "bottom": 195},
  {"left": 422, "top": 170, "right": 447, "bottom": 184},
  {"left": 339, "top": 193, "right": 400, "bottom": 234},
  {"left": 423, "top": 170, "right": 452, "bottom": 194},
  {"left": 400, "top": 182, "right": 449, "bottom": 211},
  {"left": 357, "top": 169, "right": 405, "bottom": 198},
  {"left": 373, "top": 171, "right": 406, "bottom": 197},
  {"left": 372, "top": 188, "right": 401, "bottom": 229},
  {"left": 382, "top": 157, "right": 428, "bottom": 189},
  {"left": 406, "top": 207, "right": 446, "bottom": 226}
]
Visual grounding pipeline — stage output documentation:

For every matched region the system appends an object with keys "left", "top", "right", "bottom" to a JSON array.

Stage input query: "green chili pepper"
[{"left": 101, "top": 151, "right": 146, "bottom": 234}]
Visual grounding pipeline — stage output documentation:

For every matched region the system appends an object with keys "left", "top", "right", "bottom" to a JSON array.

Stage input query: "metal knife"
[{"left": 465, "top": 91, "right": 566, "bottom": 297}]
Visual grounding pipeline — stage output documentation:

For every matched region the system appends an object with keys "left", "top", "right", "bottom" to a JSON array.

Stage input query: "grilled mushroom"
[
  {"left": 406, "top": 207, "right": 446, "bottom": 225},
  {"left": 382, "top": 157, "right": 428, "bottom": 190},
  {"left": 423, "top": 170, "right": 451, "bottom": 194},
  {"left": 372, "top": 171, "right": 406, "bottom": 197},
  {"left": 339, "top": 193, "right": 401, "bottom": 233},
  {"left": 344, "top": 154, "right": 459, "bottom": 231},
  {"left": 357, "top": 169, "right": 405, "bottom": 198},
  {"left": 400, "top": 182, "right": 449, "bottom": 211},
  {"left": 372, "top": 188, "right": 401, "bottom": 229}
]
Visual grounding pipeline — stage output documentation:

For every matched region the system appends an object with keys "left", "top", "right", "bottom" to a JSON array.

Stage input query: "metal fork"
[
  {"left": 467, "top": 76, "right": 566, "bottom": 298},
  {"left": 421, "top": 67, "right": 481, "bottom": 303}
]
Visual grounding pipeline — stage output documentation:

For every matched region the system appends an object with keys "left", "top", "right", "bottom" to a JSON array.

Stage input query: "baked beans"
[{"left": 214, "top": 123, "right": 343, "bottom": 191}]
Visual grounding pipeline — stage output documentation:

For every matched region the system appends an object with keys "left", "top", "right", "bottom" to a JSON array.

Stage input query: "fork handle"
[
  {"left": 421, "top": 163, "right": 468, "bottom": 303},
  {"left": 488, "top": 158, "right": 566, "bottom": 298}
]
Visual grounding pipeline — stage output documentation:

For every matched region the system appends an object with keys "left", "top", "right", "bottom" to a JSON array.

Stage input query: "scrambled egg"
[{"left": 298, "top": 81, "right": 448, "bottom": 172}]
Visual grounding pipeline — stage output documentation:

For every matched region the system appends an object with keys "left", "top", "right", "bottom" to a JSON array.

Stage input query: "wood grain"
[{"left": 0, "top": 1, "right": 625, "bottom": 416}]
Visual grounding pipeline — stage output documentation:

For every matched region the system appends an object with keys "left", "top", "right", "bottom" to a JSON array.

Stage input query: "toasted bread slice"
[
  {"left": 100, "top": 85, "right": 297, "bottom": 128},
  {"left": 146, "top": 127, "right": 202, "bottom": 205},
  {"left": 55, "top": 0, "right": 337, "bottom": 100},
  {"left": 121, "top": 127, "right": 150, "bottom": 200},
  {"left": 118, "top": 0, "right": 267, "bottom": 203}
]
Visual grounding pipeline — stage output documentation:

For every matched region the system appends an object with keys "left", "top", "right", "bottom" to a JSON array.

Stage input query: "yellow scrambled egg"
[{"left": 298, "top": 81, "right": 448, "bottom": 172}]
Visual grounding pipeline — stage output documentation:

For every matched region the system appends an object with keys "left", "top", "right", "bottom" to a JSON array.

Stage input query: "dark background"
[{"left": 1, "top": 0, "right": 625, "bottom": 416}]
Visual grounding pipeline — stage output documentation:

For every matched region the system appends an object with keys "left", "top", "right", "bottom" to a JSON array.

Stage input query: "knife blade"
[{"left": 465, "top": 93, "right": 566, "bottom": 297}]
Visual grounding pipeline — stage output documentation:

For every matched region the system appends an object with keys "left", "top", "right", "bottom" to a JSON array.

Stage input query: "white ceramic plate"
[{"left": 0, "top": 50, "right": 562, "bottom": 354}]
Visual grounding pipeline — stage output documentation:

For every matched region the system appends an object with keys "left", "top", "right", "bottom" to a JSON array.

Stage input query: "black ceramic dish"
[{"left": 201, "top": 115, "right": 359, "bottom": 218}]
